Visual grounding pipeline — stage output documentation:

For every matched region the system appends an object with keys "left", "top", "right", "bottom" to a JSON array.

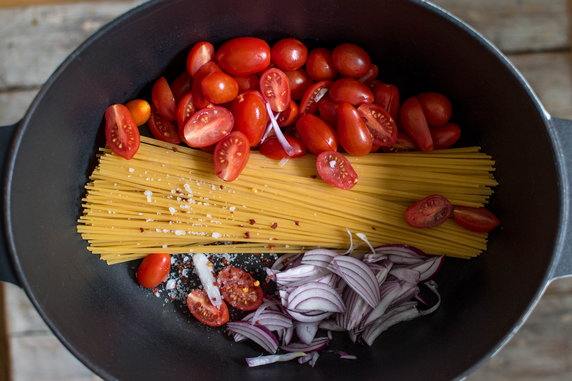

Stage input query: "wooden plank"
[
  {"left": 0, "top": 0, "right": 126, "bottom": 8},
  {"left": 0, "top": 284, "right": 11, "bottom": 381}
]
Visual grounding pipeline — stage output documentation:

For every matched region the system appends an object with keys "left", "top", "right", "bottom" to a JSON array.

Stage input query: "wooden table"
[{"left": 0, "top": 1, "right": 571, "bottom": 380}]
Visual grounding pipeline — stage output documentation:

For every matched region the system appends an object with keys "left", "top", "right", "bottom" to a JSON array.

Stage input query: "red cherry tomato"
[
  {"left": 305, "top": 48, "right": 337, "bottom": 81},
  {"left": 332, "top": 43, "right": 372, "bottom": 78},
  {"left": 170, "top": 72, "right": 193, "bottom": 103},
  {"left": 259, "top": 135, "right": 306, "bottom": 160},
  {"left": 259, "top": 68, "right": 291, "bottom": 112},
  {"left": 151, "top": 76, "right": 177, "bottom": 121},
  {"left": 329, "top": 78, "right": 374, "bottom": 105},
  {"left": 300, "top": 80, "right": 332, "bottom": 114},
  {"left": 284, "top": 69, "right": 313, "bottom": 100},
  {"left": 405, "top": 194, "right": 452, "bottom": 228},
  {"left": 234, "top": 75, "right": 259, "bottom": 92},
  {"left": 452, "top": 206, "right": 500, "bottom": 233},
  {"left": 213, "top": 131, "right": 251, "bottom": 181},
  {"left": 417, "top": 92, "right": 452, "bottom": 126},
  {"left": 201, "top": 71, "right": 239, "bottom": 104},
  {"left": 186, "top": 289, "right": 229, "bottom": 327},
  {"left": 277, "top": 100, "right": 299, "bottom": 127},
  {"left": 271, "top": 38, "right": 308, "bottom": 71},
  {"left": 136, "top": 253, "right": 171, "bottom": 288},
  {"left": 148, "top": 108, "right": 181, "bottom": 144},
  {"left": 399, "top": 97, "right": 433, "bottom": 151},
  {"left": 336, "top": 103, "right": 373, "bottom": 156},
  {"left": 372, "top": 81, "right": 400, "bottom": 120},
  {"left": 192, "top": 61, "right": 221, "bottom": 109},
  {"left": 231, "top": 90, "right": 269, "bottom": 146},
  {"left": 317, "top": 95, "right": 339, "bottom": 126},
  {"left": 186, "top": 41, "right": 215, "bottom": 77},
  {"left": 182, "top": 106, "right": 233, "bottom": 147},
  {"left": 316, "top": 151, "right": 358, "bottom": 190},
  {"left": 295, "top": 114, "right": 338, "bottom": 154},
  {"left": 104, "top": 104, "right": 140, "bottom": 160},
  {"left": 176, "top": 92, "right": 196, "bottom": 137},
  {"left": 215, "top": 37, "right": 271, "bottom": 76},
  {"left": 357, "top": 103, "right": 398, "bottom": 147},
  {"left": 358, "top": 64, "right": 378, "bottom": 85},
  {"left": 431, "top": 122, "right": 461, "bottom": 149},
  {"left": 381, "top": 132, "right": 418, "bottom": 153},
  {"left": 217, "top": 266, "right": 264, "bottom": 311}
]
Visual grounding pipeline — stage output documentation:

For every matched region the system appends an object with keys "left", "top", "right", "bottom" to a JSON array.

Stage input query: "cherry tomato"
[
  {"left": 332, "top": 43, "right": 372, "bottom": 78},
  {"left": 176, "top": 92, "right": 196, "bottom": 137},
  {"left": 317, "top": 95, "right": 339, "bottom": 125},
  {"left": 192, "top": 61, "right": 221, "bottom": 109},
  {"left": 186, "top": 289, "right": 229, "bottom": 327},
  {"left": 316, "top": 151, "right": 358, "bottom": 190},
  {"left": 259, "top": 135, "right": 306, "bottom": 160},
  {"left": 358, "top": 64, "right": 378, "bottom": 85},
  {"left": 125, "top": 99, "right": 151, "bottom": 126},
  {"left": 277, "top": 100, "right": 299, "bottom": 127},
  {"left": 186, "top": 41, "right": 215, "bottom": 77},
  {"left": 305, "top": 48, "right": 337, "bottom": 81},
  {"left": 217, "top": 266, "right": 264, "bottom": 311},
  {"left": 329, "top": 78, "right": 374, "bottom": 105},
  {"left": 170, "top": 72, "right": 193, "bottom": 103},
  {"left": 271, "top": 38, "right": 308, "bottom": 71},
  {"left": 381, "top": 132, "right": 418, "bottom": 153},
  {"left": 405, "top": 194, "right": 452, "bottom": 228},
  {"left": 399, "top": 97, "right": 433, "bottom": 151},
  {"left": 151, "top": 76, "right": 177, "bottom": 121},
  {"left": 234, "top": 75, "right": 259, "bottom": 92},
  {"left": 104, "top": 104, "right": 140, "bottom": 160},
  {"left": 357, "top": 103, "right": 398, "bottom": 147},
  {"left": 336, "top": 103, "right": 373, "bottom": 156},
  {"left": 136, "top": 253, "right": 171, "bottom": 288},
  {"left": 259, "top": 68, "right": 291, "bottom": 112},
  {"left": 417, "top": 92, "right": 452, "bottom": 126},
  {"left": 295, "top": 114, "right": 338, "bottom": 154},
  {"left": 148, "top": 108, "right": 181, "bottom": 144},
  {"left": 201, "top": 71, "right": 239, "bottom": 104},
  {"left": 452, "top": 206, "right": 500, "bottom": 233},
  {"left": 182, "top": 106, "right": 233, "bottom": 147},
  {"left": 213, "top": 131, "right": 251, "bottom": 181},
  {"left": 372, "top": 81, "right": 400, "bottom": 120},
  {"left": 215, "top": 37, "right": 271, "bottom": 76},
  {"left": 231, "top": 90, "right": 269, "bottom": 146},
  {"left": 300, "top": 80, "right": 332, "bottom": 114},
  {"left": 431, "top": 122, "right": 461, "bottom": 149},
  {"left": 284, "top": 68, "right": 313, "bottom": 100}
]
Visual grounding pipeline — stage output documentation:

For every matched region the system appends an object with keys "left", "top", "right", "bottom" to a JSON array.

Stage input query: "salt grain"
[
  {"left": 169, "top": 207, "right": 177, "bottom": 215},
  {"left": 212, "top": 232, "right": 223, "bottom": 239},
  {"left": 144, "top": 190, "right": 153, "bottom": 203}
]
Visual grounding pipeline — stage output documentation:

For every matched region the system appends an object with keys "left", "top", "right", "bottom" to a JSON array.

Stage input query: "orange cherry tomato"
[
  {"left": 125, "top": 99, "right": 151, "bottom": 126},
  {"left": 136, "top": 253, "right": 171, "bottom": 288},
  {"left": 336, "top": 103, "right": 373, "bottom": 156},
  {"left": 104, "top": 104, "right": 140, "bottom": 160}
]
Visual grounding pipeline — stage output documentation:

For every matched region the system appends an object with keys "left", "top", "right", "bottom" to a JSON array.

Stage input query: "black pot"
[{"left": 1, "top": 1, "right": 571, "bottom": 380}]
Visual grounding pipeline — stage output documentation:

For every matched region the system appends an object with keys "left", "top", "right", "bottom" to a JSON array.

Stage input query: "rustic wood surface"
[{"left": 0, "top": 1, "right": 571, "bottom": 380}]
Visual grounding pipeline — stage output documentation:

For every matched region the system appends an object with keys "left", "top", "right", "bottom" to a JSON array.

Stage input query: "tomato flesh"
[
  {"left": 336, "top": 103, "right": 373, "bottom": 156},
  {"left": 136, "top": 253, "right": 171, "bottom": 288},
  {"left": 217, "top": 266, "right": 264, "bottom": 311},
  {"left": 231, "top": 91, "right": 269, "bottom": 146},
  {"left": 300, "top": 80, "right": 332, "bottom": 114},
  {"left": 259, "top": 68, "right": 291, "bottom": 112},
  {"left": 187, "top": 289, "right": 230, "bottom": 327},
  {"left": 148, "top": 108, "right": 181, "bottom": 144},
  {"left": 183, "top": 106, "right": 233, "bottom": 147},
  {"left": 452, "top": 206, "right": 500, "bottom": 233},
  {"left": 105, "top": 104, "right": 140, "bottom": 159},
  {"left": 213, "top": 131, "right": 251, "bottom": 181},
  {"left": 316, "top": 151, "right": 359, "bottom": 190},
  {"left": 215, "top": 37, "right": 271, "bottom": 76},
  {"left": 277, "top": 100, "right": 299, "bottom": 127},
  {"left": 295, "top": 113, "right": 338, "bottom": 154},
  {"left": 176, "top": 92, "right": 196, "bottom": 138},
  {"left": 405, "top": 194, "right": 452, "bottom": 228},
  {"left": 259, "top": 135, "right": 306, "bottom": 160},
  {"left": 357, "top": 103, "right": 398, "bottom": 147}
]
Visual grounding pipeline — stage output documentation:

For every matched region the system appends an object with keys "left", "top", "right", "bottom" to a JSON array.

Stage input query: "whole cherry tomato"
[
  {"left": 332, "top": 43, "right": 372, "bottom": 78},
  {"left": 417, "top": 92, "right": 452, "bottom": 126},
  {"left": 186, "top": 41, "right": 215, "bottom": 77},
  {"left": 295, "top": 114, "right": 338, "bottom": 154},
  {"left": 234, "top": 75, "right": 259, "bottom": 92},
  {"left": 316, "top": 151, "right": 358, "bottom": 190},
  {"left": 259, "top": 135, "right": 306, "bottom": 160},
  {"left": 271, "top": 38, "right": 308, "bottom": 71},
  {"left": 215, "top": 37, "right": 271, "bottom": 76},
  {"left": 431, "top": 122, "right": 461, "bottom": 149},
  {"left": 329, "top": 78, "right": 374, "bottom": 105},
  {"left": 259, "top": 68, "right": 291, "bottom": 112},
  {"left": 213, "top": 131, "right": 251, "bottom": 181},
  {"left": 201, "top": 71, "right": 239, "bottom": 104},
  {"left": 151, "top": 76, "right": 177, "bottom": 121},
  {"left": 231, "top": 91, "right": 269, "bottom": 146},
  {"left": 405, "top": 194, "right": 452, "bottom": 228},
  {"left": 399, "top": 97, "right": 433, "bottom": 151},
  {"left": 284, "top": 68, "right": 313, "bottom": 100},
  {"left": 104, "top": 104, "right": 140, "bottom": 159},
  {"left": 136, "top": 253, "right": 171, "bottom": 288},
  {"left": 192, "top": 61, "right": 221, "bottom": 109},
  {"left": 336, "top": 103, "right": 373, "bottom": 156},
  {"left": 305, "top": 48, "right": 337, "bottom": 81}
]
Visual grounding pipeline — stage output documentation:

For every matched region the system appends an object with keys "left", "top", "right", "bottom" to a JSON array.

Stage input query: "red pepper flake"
[
  {"left": 183, "top": 262, "right": 191, "bottom": 268},
  {"left": 254, "top": 253, "right": 261, "bottom": 257},
  {"left": 249, "top": 219, "right": 256, "bottom": 225},
  {"left": 213, "top": 281, "right": 219, "bottom": 286},
  {"left": 294, "top": 221, "right": 300, "bottom": 226},
  {"left": 177, "top": 265, "right": 184, "bottom": 272},
  {"left": 171, "top": 146, "right": 179, "bottom": 152},
  {"left": 268, "top": 244, "right": 276, "bottom": 250},
  {"left": 221, "top": 258, "right": 230, "bottom": 266},
  {"left": 371, "top": 226, "right": 377, "bottom": 230},
  {"left": 139, "top": 227, "right": 145, "bottom": 232},
  {"left": 271, "top": 222, "right": 278, "bottom": 229},
  {"left": 211, "top": 270, "right": 216, "bottom": 277},
  {"left": 261, "top": 258, "right": 268, "bottom": 263},
  {"left": 168, "top": 296, "right": 175, "bottom": 301},
  {"left": 180, "top": 276, "right": 188, "bottom": 283},
  {"left": 244, "top": 232, "right": 251, "bottom": 239},
  {"left": 310, "top": 174, "right": 317, "bottom": 179},
  {"left": 219, "top": 184, "right": 224, "bottom": 190}
]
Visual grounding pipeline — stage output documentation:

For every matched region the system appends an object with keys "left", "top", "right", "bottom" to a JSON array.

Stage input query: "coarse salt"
[
  {"left": 128, "top": 168, "right": 135, "bottom": 173},
  {"left": 169, "top": 207, "right": 177, "bottom": 215},
  {"left": 212, "top": 232, "right": 223, "bottom": 239},
  {"left": 144, "top": 190, "right": 153, "bottom": 203},
  {"left": 229, "top": 206, "right": 236, "bottom": 212},
  {"left": 175, "top": 230, "right": 186, "bottom": 236}
]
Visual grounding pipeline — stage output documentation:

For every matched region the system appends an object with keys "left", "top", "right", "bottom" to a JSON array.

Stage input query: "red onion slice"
[
  {"left": 301, "top": 248, "right": 340, "bottom": 268},
  {"left": 298, "top": 351, "right": 320, "bottom": 367},
  {"left": 362, "top": 303, "right": 421, "bottom": 346},
  {"left": 243, "top": 310, "right": 294, "bottom": 331},
  {"left": 273, "top": 264, "right": 329, "bottom": 287},
  {"left": 286, "top": 309, "right": 332, "bottom": 323},
  {"left": 328, "top": 256, "right": 380, "bottom": 308},
  {"left": 246, "top": 352, "right": 307, "bottom": 367},
  {"left": 226, "top": 322, "right": 279, "bottom": 354},
  {"left": 295, "top": 322, "right": 319, "bottom": 344},
  {"left": 192, "top": 253, "right": 222, "bottom": 307},
  {"left": 287, "top": 281, "right": 345, "bottom": 313},
  {"left": 373, "top": 244, "right": 428, "bottom": 264},
  {"left": 363, "top": 280, "right": 418, "bottom": 327},
  {"left": 389, "top": 267, "right": 421, "bottom": 284},
  {"left": 281, "top": 337, "right": 330, "bottom": 353},
  {"left": 318, "top": 319, "right": 346, "bottom": 332},
  {"left": 337, "top": 288, "right": 372, "bottom": 331},
  {"left": 271, "top": 253, "right": 303, "bottom": 270},
  {"left": 406, "top": 255, "right": 445, "bottom": 282},
  {"left": 265, "top": 101, "right": 295, "bottom": 156},
  {"left": 418, "top": 280, "right": 442, "bottom": 316}
]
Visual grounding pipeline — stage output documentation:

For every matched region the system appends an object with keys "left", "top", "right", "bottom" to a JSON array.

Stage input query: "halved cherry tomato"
[
  {"left": 231, "top": 90, "right": 269, "bottom": 146},
  {"left": 399, "top": 97, "right": 433, "bottom": 151},
  {"left": 417, "top": 92, "right": 452, "bottom": 126},
  {"left": 201, "top": 71, "right": 239, "bottom": 104},
  {"left": 187, "top": 289, "right": 230, "bottom": 327},
  {"left": 259, "top": 68, "right": 291, "bottom": 112},
  {"left": 332, "top": 43, "right": 372, "bottom": 78},
  {"left": 381, "top": 132, "right": 418, "bottom": 153},
  {"left": 186, "top": 41, "right": 215, "bottom": 77},
  {"left": 217, "top": 266, "right": 264, "bottom": 311},
  {"left": 336, "top": 103, "right": 373, "bottom": 156},
  {"left": 316, "top": 151, "right": 358, "bottom": 190},
  {"left": 170, "top": 72, "right": 193, "bottom": 103},
  {"left": 405, "top": 194, "right": 452, "bottom": 228},
  {"left": 271, "top": 38, "right": 308, "bottom": 71},
  {"left": 215, "top": 37, "right": 271, "bottom": 76},
  {"left": 357, "top": 103, "right": 398, "bottom": 147},
  {"left": 151, "top": 76, "right": 177, "bottom": 121},
  {"left": 452, "top": 206, "right": 500, "bottom": 233},
  {"left": 317, "top": 95, "right": 339, "bottom": 125},
  {"left": 192, "top": 61, "right": 221, "bottom": 109},
  {"left": 136, "top": 253, "right": 171, "bottom": 288},
  {"left": 176, "top": 92, "right": 196, "bottom": 138},
  {"left": 284, "top": 68, "right": 313, "bottom": 100},
  {"left": 104, "top": 104, "right": 140, "bottom": 160},
  {"left": 329, "top": 78, "right": 374, "bottom": 105},
  {"left": 358, "top": 64, "right": 378, "bottom": 85},
  {"left": 431, "top": 122, "right": 461, "bottom": 149},
  {"left": 372, "top": 81, "right": 400, "bottom": 120},
  {"left": 300, "top": 80, "right": 332, "bottom": 114},
  {"left": 125, "top": 99, "right": 151, "bottom": 126},
  {"left": 295, "top": 114, "right": 338, "bottom": 154},
  {"left": 183, "top": 106, "right": 233, "bottom": 147},
  {"left": 277, "top": 100, "right": 299, "bottom": 127},
  {"left": 234, "top": 74, "right": 259, "bottom": 92},
  {"left": 305, "top": 48, "right": 337, "bottom": 81},
  {"left": 259, "top": 135, "right": 306, "bottom": 160},
  {"left": 213, "top": 131, "right": 251, "bottom": 181},
  {"left": 148, "top": 108, "right": 181, "bottom": 144}
]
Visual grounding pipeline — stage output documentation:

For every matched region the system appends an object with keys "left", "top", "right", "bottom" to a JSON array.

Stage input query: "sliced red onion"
[
  {"left": 283, "top": 325, "right": 294, "bottom": 345},
  {"left": 271, "top": 253, "right": 303, "bottom": 271},
  {"left": 406, "top": 255, "right": 445, "bottom": 282},
  {"left": 374, "top": 244, "right": 428, "bottom": 264},
  {"left": 328, "top": 256, "right": 380, "bottom": 308},
  {"left": 418, "top": 280, "right": 442, "bottom": 316},
  {"left": 287, "top": 281, "right": 345, "bottom": 313},
  {"left": 301, "top": 248, "right": 340, "bottom": 268},
  {"left": 295, "top": 322, "right": 319, "bottom": 344},
  {"left": 363, "top": 280, "right": 418, "bottom": 327},
  {"left": 361, "top": 303, "right": 421, "bottom": 346},
  {"left": 226, "top": 322, "right": 279, "bottom": 354},
  {"left": 246, "top": 352, "right": 307, "bottom": 367},
  {"left": 281, "top": 337, "right": 330, "bottom": 353},
  {"left": 337, "top": 288, "right": 372, "bottom": 331},
  {"left": 389, "top": 267, "right": 421, "bottom": 284},
  {"left": 355, "top": 232, "right": 376, "bottom": 254},
  {"left": 315, "top": 273, "right": 340, "bottom": 288},
  {"left": 192, "top": 253, "right": 222, "bottom": 307},
  {"left": 373, "top": 260, "right": 393, "bottom": 285},
  {"left": 243, "top": 310, "right": 294, "bottom": 331},
  {"left": 274, "top": 264, "right": 329, "bottom": 287},
  {"left": 334, "top": 350, "right": 358, "bottom": 360},
  {"left": 287, "top": 309, "right": 332, "bottom": 323},
  {"left": 318, "top": 319, "right": 346, "bottom": 332},
  {"left": 265, "top": 101, "right": 295, "bottom": 156},
  {"left": 298, "top": 351, "right": 320, "bottom": 367}
]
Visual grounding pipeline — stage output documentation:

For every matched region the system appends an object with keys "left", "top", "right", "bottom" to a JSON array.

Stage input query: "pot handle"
[
  {"left": 0, "top": 123, "right": 21, "bottom": 286},
  {"left": 548, "top": 117, "right": 572, "bottom": 280}
]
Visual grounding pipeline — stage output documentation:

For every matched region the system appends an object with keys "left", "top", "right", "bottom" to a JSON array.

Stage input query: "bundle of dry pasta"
[{"left": 77, "top": 136, "right": 497, "bottom": 264}]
